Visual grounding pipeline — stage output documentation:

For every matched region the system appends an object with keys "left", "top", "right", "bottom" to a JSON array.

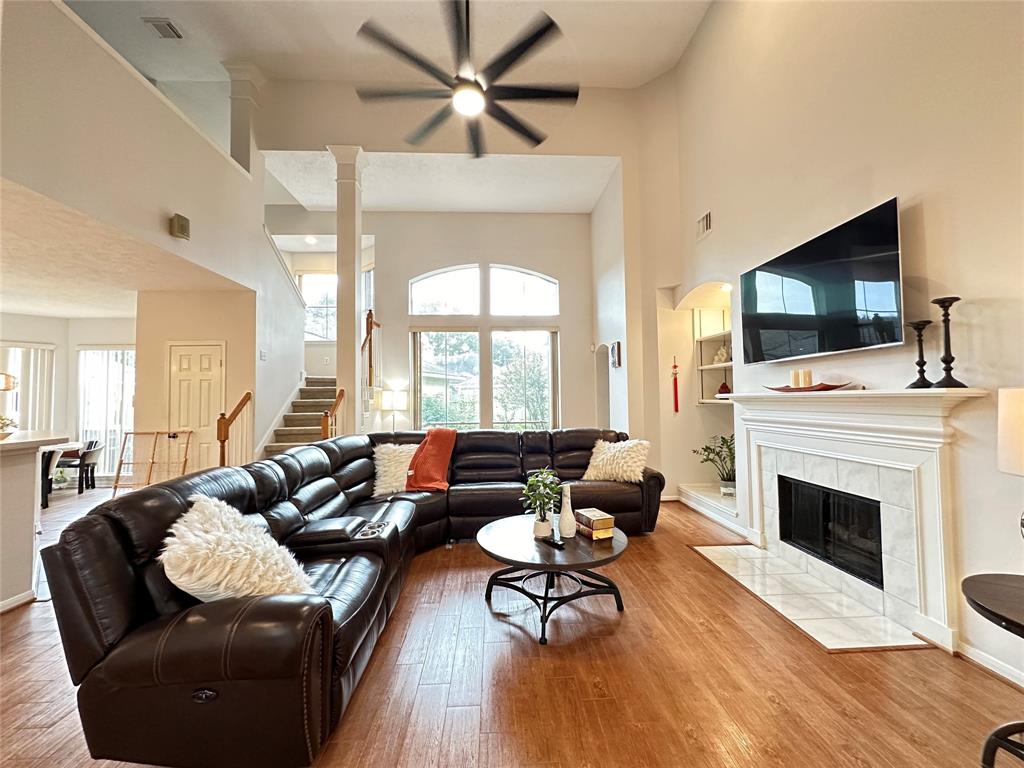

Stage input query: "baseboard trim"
[
  {"left": 956, "top": 641, "right": 1024, "bottom": 691},
  {"left": 256, "top": 381, "right": 303, "bottom": 456},
  {"left": 1, "top": 590, "right": 35, "bottom": 613},
  {"left": 679, "top": 501, "right": 756, "bottom": 542},
  {"left": 660, "top": 494, "right": 680, "bottom": 502}
]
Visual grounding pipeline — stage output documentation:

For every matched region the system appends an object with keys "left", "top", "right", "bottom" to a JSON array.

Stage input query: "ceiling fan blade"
[
  {"left": 357, "top": 87, "right": 452, "bottom": 101},
  {"left": 488, "top": 84, "right": 579, "bottom": 102},
  {"left": 467, "top": 118, "right": 484, "bottom": 158},
  {"left": 406, "top": 103, "right": 455, "bottom": 145},
  {"left": 443, "top": 0, "right": 471, "bottom": 75},
  {"left": 484, "top": 101, "right": 545, "bottom": 146},
  {"left": 358, "top": 21, "right": 455, "bottom": 87},
  {"left": 479, "top": 13, "right": 559, "bottom": 86}
]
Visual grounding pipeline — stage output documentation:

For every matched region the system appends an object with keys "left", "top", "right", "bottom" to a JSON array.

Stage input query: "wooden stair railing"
[
  {"left": 321, "top": 388, "right": 346, "bottom": 439},
  {"left": 361, "top": 309, "right": 382, "bottom": 388},
  {"left": 217, "top": 391, "right": 253, "bottom": 467}
]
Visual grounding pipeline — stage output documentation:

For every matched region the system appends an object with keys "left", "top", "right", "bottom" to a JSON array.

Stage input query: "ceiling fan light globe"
[{"left": 452, "top": 85, "right": 485, "bottom": 117}]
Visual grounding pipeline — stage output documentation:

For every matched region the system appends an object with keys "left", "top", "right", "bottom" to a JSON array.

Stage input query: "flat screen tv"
[{"left": 740, "top": 198, "right": 903, "bottom": 364}]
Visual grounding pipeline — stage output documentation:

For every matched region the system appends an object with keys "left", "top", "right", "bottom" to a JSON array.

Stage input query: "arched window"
[
  {"left": 409, "top": 266, "right": 480, "bottom": 315},
  {"left": 489, "top": 266, "right": 559, "bottom": 316}
]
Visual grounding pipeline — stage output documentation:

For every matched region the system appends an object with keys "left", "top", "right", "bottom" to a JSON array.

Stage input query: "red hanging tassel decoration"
[{"left": 671, "top": 355, "right": 679, "bottom": 413}]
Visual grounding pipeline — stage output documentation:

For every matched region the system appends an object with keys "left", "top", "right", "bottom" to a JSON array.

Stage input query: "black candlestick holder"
[
  {"left": 930, "top": 296, "right": 967, "bottom": 388},
  {"left": 905, "top": 320, "right": 933, "bottom": 389}
]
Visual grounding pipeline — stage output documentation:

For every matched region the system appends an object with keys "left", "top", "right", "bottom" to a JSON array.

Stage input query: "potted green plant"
[
  {"left": 521, "top": 467, "right": 561, "bottom": 539},
  {"left": 693, "top": 434, "right": 736, "bottom": 497},
  {"left": 52, "top": 468, "right": 69, "bottom": 490},
  {"left": 0, "top": 415, "right": 17, "bottom": 440}
]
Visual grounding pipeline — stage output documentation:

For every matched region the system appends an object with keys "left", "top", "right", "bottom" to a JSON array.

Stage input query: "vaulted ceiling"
[{"left": 67, "top": 1, "right": 710, "bottom": 89}]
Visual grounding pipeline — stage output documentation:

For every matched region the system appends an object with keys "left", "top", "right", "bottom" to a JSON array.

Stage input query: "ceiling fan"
[{"left": 356, "top": 0, "right": 579, "bottom": 157}]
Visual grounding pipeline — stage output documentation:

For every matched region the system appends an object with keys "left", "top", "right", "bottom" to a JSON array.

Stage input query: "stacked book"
[{"left": 575, "top": 508, "right": 614, "bottom": 541}]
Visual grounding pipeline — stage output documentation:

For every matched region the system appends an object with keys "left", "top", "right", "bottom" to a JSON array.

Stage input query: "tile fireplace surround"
[{"left": 727, "top": 388, "right": 986, "bottom": 651}]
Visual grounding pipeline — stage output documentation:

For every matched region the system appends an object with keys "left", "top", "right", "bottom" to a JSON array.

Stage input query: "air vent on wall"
[
  {"left": 142, "top": 17, "right": 184, "bottom": 39},
  {"left": 696, "top": 211, "right": 712, "bottom": 241}
]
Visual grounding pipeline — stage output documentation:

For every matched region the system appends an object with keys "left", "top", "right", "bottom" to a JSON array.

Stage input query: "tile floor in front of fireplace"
[{"left": 693, "top": 544, "right": 929, "bottom": 651}]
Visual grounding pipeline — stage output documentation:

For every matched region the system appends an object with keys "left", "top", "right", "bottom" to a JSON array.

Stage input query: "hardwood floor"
[{"left": 2, "top": 499, "right": 1021, "bottom": 767}]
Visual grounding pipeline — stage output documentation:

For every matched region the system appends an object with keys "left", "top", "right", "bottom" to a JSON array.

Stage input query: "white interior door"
[{"left": 168, "top": 344, "right": 224, "bottom": 470}]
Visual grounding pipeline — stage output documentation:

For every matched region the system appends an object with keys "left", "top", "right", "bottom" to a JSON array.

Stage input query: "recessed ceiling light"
[
  {"left": 452, "top": 83, "right": 485, "bottom": 117},
  {"left": 304, "top": 235, "right": 318, "bottom": 245},
  {"left": 721, "top": 283, "right": 733, "bottom": 293}
]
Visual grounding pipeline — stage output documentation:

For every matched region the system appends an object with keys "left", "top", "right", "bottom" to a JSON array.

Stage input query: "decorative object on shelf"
[
  {"left": 521, "top": 467, "right": 560, "bottom": 539},
  {"left": 0, "top": 372, "right": 16, "bottom": 391},
  {"left": 718, "top": 381, "right": 731, "bottom": 395},
  {"left": 712, "top": 344, "right": 730, "bottom": 365},
  {"left": 610, "top": 341, "right": 622, "bottom": 368},
  {"left": 789, "top": 370, "right": 801, "bottom": 388},
  {"left": 558, "top": 484, "right": 576, "bottom": 539},
  {"left": 996, "top": 388, "right": 1024, "bottom": 540},
  {"left": 799, "top": 369, "right": 813, "bottom": 388},
  {"left": 671, "top": 356, "right": 679, "bottom": 413},
  {"left": 693, "top": 434, "right": 736, "bottom": 497},
  {"left": 0, "top": 415, "right": 17, "bottom": 440},
  {"left": 930, "top": 296, "right": 967, "bottom": 388},
  {"left": 765, "top": 382, "right": 852, "bottom": 393},
  {"left": 905, "top": 320, "right": 934, "bottom": 389}
]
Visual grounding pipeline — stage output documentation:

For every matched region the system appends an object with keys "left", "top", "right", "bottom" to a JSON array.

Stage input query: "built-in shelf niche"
[{"left": 693, "top": 308, "right": 733, "bottom": 406}]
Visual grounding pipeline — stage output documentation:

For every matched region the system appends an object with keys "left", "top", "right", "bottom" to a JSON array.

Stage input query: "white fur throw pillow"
[
  {"left": 160, "top": 494, "right": 312, "bottom": 602},
  {"left": 582, "top": 439, "right": 650, "bottom": 483},
  {"left": 373, "top": 442, "right": 419, "bottom": 497}
]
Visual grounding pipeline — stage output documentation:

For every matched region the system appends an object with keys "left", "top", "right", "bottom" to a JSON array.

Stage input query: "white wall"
[
  {"left": 590, "top": 167, "right": 630, "bottom": 433},
  {"left": 364, "top": 211, "right": 596, "bottom": 431},
  {"left": 1, "top": 2, "right": 305, "bottom": 440},
  {"left": 660, "top": 0, "right": 1023, "bottom": 678}
]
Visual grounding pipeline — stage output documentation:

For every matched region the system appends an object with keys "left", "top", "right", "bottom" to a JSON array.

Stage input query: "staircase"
[{"left": 263, "top": 376, "right": 337, "bottom": 457}]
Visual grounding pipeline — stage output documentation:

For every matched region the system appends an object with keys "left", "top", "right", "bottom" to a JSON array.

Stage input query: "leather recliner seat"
[{"left": 42, "top": 428, "right": 664, "bottom": 768}]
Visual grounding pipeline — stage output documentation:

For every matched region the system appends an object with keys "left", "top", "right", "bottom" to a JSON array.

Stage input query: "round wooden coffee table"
[{"left": 476, "top": 514, "right": 628, "bottom": 644}]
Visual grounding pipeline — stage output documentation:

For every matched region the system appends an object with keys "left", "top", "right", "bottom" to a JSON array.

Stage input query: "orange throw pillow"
[{"left": 405, "top": 428, "right": 457, "bottom": 492}]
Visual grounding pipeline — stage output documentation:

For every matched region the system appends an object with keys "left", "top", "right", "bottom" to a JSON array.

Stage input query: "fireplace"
[{"left": 778, "top": 476, "right": 883, "bottom": 588}]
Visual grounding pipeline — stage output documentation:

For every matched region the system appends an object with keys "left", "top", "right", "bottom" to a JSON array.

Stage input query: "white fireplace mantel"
[
  {"left": 724, "top": 389, "right": 987, "bottom": 450},
  {"left": 728, "top": 387, "right": 987, "bottom": 651}
]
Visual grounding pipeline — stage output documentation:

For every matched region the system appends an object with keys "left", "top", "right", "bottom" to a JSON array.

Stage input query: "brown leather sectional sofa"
[{"left": 41, "top": 428, "right": 664, "bottom": 768}]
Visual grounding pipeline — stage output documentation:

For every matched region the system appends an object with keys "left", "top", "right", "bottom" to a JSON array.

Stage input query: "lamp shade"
[
  {"left": 380, "top": 390, "right": 394, "bottom": 411},
  {"left": 0, "top": 373, "right": 16, "bottom": 392},
  {"left": 997, "top": 388, "right": 1024, "bottom": 476},
  {"left": 393, "top": 389, "right": 409, "bottom": 411}
]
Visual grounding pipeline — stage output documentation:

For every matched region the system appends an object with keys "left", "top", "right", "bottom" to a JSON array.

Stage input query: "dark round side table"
[
  {"left": 476, "top": 515, "right": 627, "bottom": 645},
  {"left": 961, "top": 574, "right": 1024, "bottom": 767}
]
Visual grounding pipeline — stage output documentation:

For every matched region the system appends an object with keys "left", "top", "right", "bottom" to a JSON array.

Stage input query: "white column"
[
  {"left": 327, "top": 145, "right": 365, "bottom": 432},
  {"left": 223, "top": 63, "right": 266, "bottom": 172}
]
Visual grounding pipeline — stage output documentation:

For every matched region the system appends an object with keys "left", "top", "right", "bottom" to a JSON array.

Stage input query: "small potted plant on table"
[
  {"left": 693, "top": 434, "right": 737, "bottom": 497},
  {"left": 0, "top": 416, "right": 17, "bottom": 440},
  {"left": 521, "top": 468, "right": 561, "bottom": 539}
]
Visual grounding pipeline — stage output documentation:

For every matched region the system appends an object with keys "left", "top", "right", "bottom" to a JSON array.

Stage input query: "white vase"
[
  {"left": 533, "top": 511, "right": 552, "bottom": 539},
  {"left": 558, "top": 485, "right": 576, "bottom": 539}
]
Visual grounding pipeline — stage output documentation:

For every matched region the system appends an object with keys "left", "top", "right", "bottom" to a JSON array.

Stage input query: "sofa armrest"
[
  {"left": 81, "top": 595, "right": 334, "bottom": 767},
  {"left": 99, "top": 595, "right": 332, "bottom": 687},
  {"left": 640, "top": 467, "right": 666, "bottom": 532}
]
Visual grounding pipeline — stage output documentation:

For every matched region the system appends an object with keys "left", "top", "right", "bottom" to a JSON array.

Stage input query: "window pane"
[
  {"left": 301, "top": 273, "right": 338, "bottom": 341},
  {"left": 300, "top": 274, "right": 337, "bottom": 307},
  {"left": 491, "top": 331, "right": 552, "bottom": 431},
  {"left": 489, "top": 267, "right": 559, "bottom": 316},
  {"left": 78, "top": 348, "right": 135, "bottom": 475},
  {"left": 410, "top": 267, "right": 480, "bottom": 315},
  {"left": 417, "top": 331, "right": 479, "bottom": 430}
]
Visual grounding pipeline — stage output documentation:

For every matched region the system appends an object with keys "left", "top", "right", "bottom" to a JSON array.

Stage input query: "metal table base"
[{"left": 484, "top": 566, "right": 624, "bottom": 645}]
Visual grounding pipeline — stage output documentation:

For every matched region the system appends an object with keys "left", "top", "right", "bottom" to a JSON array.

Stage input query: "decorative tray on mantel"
[{"left": 764, "top": 382, "right": 853, "bottom": 393}]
